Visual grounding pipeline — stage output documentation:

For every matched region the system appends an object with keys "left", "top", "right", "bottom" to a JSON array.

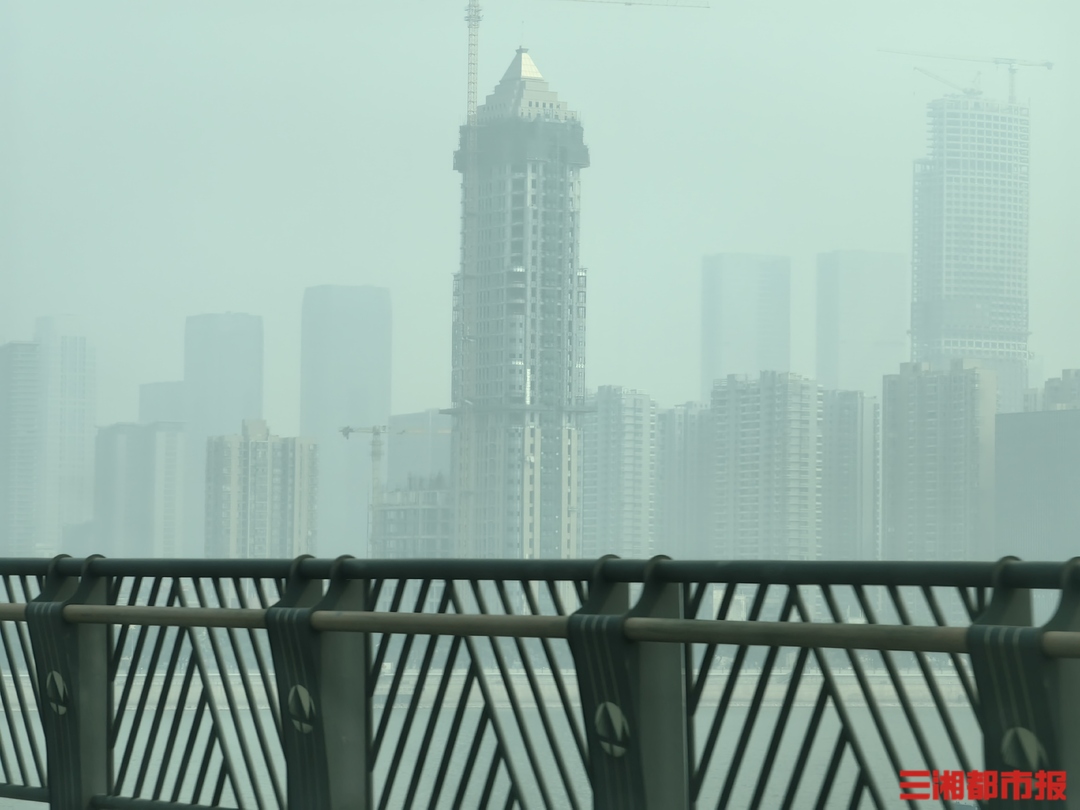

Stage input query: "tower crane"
[
  {"left": 340, "top": 424, "right": 453, "bottom": 554},
  {"left": 880, "top": 48, "right": 1053, "bottom": 103},
  {"left": 913, "top": 66, "right": 981, "bottom": 97}
]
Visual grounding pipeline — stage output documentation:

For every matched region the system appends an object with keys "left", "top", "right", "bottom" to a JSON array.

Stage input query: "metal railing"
[{"left": 0, "top": 555, "right": 1078, "bottom": 809}]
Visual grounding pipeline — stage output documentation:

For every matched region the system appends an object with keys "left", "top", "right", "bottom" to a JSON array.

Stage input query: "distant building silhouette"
[
  {"left": 816, "top": 250, "right": 908, "bottom": 397},
  {"left": 373, "top": 474, "right": 453, "bottom": 559},
  {"left": 711, "top": 372, "right": 820, "bottom": 560},
  {"left": 882, "top": 361, "right": 996, "bottom": 561},
  {"left": 700, "top": 254, "right": 790, "bottom": 401},
  {"left": 95, "top": 422, "right": 185, "bottom": 558},
  {"left": 655, "top": 402, "right": 712, "bottom": 559},
  {"left": 910, "top": 95, "right": 1031, "bottom": 414},
  {"left": 387, "top": 410, "right": 451, "bottom": 492},
  {"left": 183, "top": 313, "right": 263, "bottom": 557},
  {"left": 35, "top": 316, "right": 97, "bottom": 556},
  {"left": 205, "top": 420, "right": 317, "bottom": 559},
  {"left": 997, "top": 409, "right": 1080, "bottom": 561},
  {"left": 451, "top": 48, "right": 589, "bottom": 559},
  {"left": 139, "top": 381, "right": 186, "bottom": 424},
  {"left": 300, "top": 285, "right": 392, "bottom": 558},
  {"left": 581, "top": 387, "right": 656, "bottom": 559},
  {"left": 821, "top": 390, "right": 879, "bottom": 560},
  {"left": 0, "top": 342, "right": 41, "bottom": 556}
]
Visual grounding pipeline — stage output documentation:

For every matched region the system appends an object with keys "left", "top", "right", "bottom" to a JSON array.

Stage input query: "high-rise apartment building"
[
  {"left": 373, "top": 475, "right": 454, "bottom": 559},
  {"left": 205, "top": 420, "right": 317, "bottom": 559},
  {"left": 910, "top": 94, "right": 1031, "bottom": 413},
  {"left": 95, "top": 422, "right": 185, "bottom": 558},
  {"left": 139, "top": 381, "right": 186, "bottom": 424},
  {"left": 36, "top": 316, "right": 97, "bottom": 556},
  {"left": 821, "top": 391, "right": 880, "bottom": 560},
  {"left": 882, "top": 361, "right": 996, "bottom": 561},
  {"left": 711, "top": 372, "right": 821, "bottom": 561},
  {"left": 1038, "top": 369, "right": 1080, "bottom": 411},
  {"left": 451, "top": 49, "right": 589, "bottom": 559},
  {"left": 183, "top": 313, "right": 263, "bottom": 557},
  {"left": 300, "top": 286, "right": 392, "bottom": 558},
  {"left": 387, "top": 410, "right": 452, "bottom": 492},
  {"left": 0, "top": 342, "right": 41, "bottom": 556},
  {"left": 700, "top": 254, "right": 790, "bottom": 401},
  {"left": 581, "top": 387, "right": 656, "bottom": 559},
  {"left": 816, "top": 251, "right": 909, "bottom": 396},
  {"left": 655, "top": 402, "right": 712, "bottom": 559},
  {"left": 996, "top": 409, "right": 1080, "bottom": 561}
]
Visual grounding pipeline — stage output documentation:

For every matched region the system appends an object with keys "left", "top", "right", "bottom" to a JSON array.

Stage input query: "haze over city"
[
  {"left": 3, "top": 2, "right": 1075, "bottom": 428},
  {"left": 2, "top": 0, "right": 1079, "bottom": 565}
]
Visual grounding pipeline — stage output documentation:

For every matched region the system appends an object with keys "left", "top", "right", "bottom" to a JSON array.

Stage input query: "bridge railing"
[{"left": 0, "top": 556, "right": 1078, "bottom": 809}]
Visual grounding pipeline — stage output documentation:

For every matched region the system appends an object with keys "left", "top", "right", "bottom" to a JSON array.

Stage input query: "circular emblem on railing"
[
  {"left": 46, "top": 671, "right": 68, "bottom": 716},
  {"left": 594, "top": 701, "right": 630, "bottom": 757},
  {"left": 288, "top": 685, "right": 316, "bottom": 733},
  {"left": 1002, "top": 726, "right": 1047, "bottom": 771}
]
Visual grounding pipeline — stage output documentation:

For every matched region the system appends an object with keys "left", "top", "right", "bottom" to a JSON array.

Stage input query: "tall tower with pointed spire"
[{"left": 451, "top": 49, "right": 590, "bottom": 559}]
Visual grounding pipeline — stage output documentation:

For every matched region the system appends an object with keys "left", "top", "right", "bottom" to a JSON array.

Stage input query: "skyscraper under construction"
[
  {"left": 451, "top": 48, "right": 590, "bottom": 558},
  {"left": 911, "top": 92, "right": 1031, "bottom": 412}
]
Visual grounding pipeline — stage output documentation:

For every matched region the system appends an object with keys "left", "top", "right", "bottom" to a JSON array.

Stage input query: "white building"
[
  {"left": 581, "top": 387, "right": 656, "bottom": 559},
  {"left": 711, "top": 372, "right": 820, "bottom": 561},
  {"left": 882, "top": 361, "right": 996, "bottom": 561},
  {"left": 451, "top": 49, "right": 589, "bottom": 559},
  {"left": 910, "top": 95, "right": 1030, "bottom": 413},
  {"left": 205, "top": 420, "right": 317, "bottom": 559},
  {"left": 700, "top": 254, "right": 790, "bottom": 401}
]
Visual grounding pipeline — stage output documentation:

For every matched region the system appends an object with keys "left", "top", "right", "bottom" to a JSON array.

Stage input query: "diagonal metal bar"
[
  {"left": 190, "top": 578, "right": 269, "bottom": 810},
  {"left": 176, "top": 581, "right": 244, "bottom": 809},
  {"left": 430, "top": 662, "right": 479, "bottom": 807},
  {"left": 1, "top": 574, "right": 45, "bottom": 787},
  {"left": 378, "top": 582, "right": 451, "bottom": 810},
  {"left": 693, "top": 582, "right": 767, "bottom": 800},
  {"left": 718, "top": 591, "right": 795, "bottom": 808},
  {"left": 496, "top": 578, "right": 581, "bottom": 809},
  {"left": 151, "top": 647, "right": 201, "bottom": 802},
  {"left": 749, "top": 644, "right": 811, "bottom": 808},
  {"left": 690, "top": 582, "right": 739, "bottom": 713},
  {"left": 131, "top": 625, "right": 189, "bottom": 798},
  {"left": 471, "top": 579, "right": 553, "bottom": 809},
  {"left": 777, "top": 684, "right": 829, "bottom": 810},
  {"left": 453, "top": 707, "right": 493, "bottom": 810},
  {"left": 813, "top": 732, "right": 848, "bottom": 810},
  {"left": 792, "top": 586, "right": 886, "bottom": 810},
  {"left": 895, "top": 586, "right": 974, "bottom": 777},
  {"left": 402, "top": 633, "right": 464, "bottom": 808},
  {"left": 169, "top": 690, "right": 210, "bottom": 804},
  {"left": 821, "top": 585, "right": 906, "bottom": 794},
  {"left": 853, "top": 586, "right": 931, "bottom": 809},
  {"left": 523, "top": 579, "right": 587, "bottom": 773},
  {"left": 448, "top": 583, "right": 528, "bottom": 808},
  {"left": 921, "top": 585, "right": 978, "bottom": 709},
  {"left": 372, "top": 579, "right": 432, "bottom": 760},
  {"left": 212, "top": 577, "right": 283, "bottom": 808}
]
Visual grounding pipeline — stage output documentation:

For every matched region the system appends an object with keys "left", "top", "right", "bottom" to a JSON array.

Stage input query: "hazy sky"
[{"left": 2, "top": 1, "right": 1076, "bottom": 433}]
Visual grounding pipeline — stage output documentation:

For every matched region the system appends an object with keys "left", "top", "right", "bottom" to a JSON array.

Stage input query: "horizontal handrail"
[
  {"left": 0, "top": 556, "right": 1077, "bottom": 589},
  {"left": 3, "top": 602, "right": 1080, "bottom": 658}
]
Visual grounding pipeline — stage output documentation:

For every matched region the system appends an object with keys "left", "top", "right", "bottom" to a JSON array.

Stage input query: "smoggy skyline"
[{"left": 2, "top": 1, "right": 1075, "bottom": 434}]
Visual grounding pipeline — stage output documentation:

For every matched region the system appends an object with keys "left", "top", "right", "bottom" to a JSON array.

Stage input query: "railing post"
[
  {"left": 265, "top": 556, "right": 370, "bottom": 810},
  {"left": 568, "top": 556, "right": 688, "bottom": 810},
  {"left": 25, "top": 556, "right": 109, "bottom": 810},
  {"left": 967, "top": 556, "right": 1080, "bottom": 809}
]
